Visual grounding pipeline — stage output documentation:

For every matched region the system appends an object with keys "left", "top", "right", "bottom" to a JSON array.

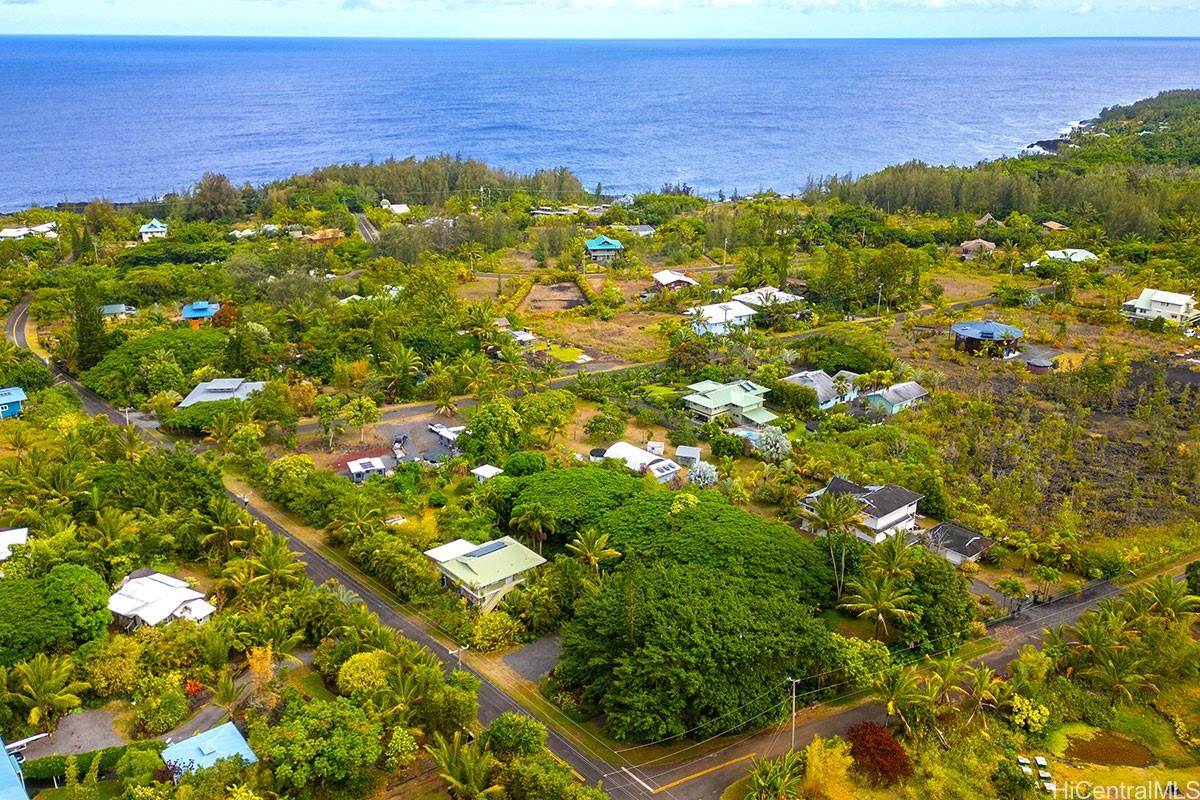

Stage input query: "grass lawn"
[
  {"left": 546, "top": 343, "right": 584, "bottom": 362},
  {"left": 530, "top": 310, "right": 673, "bottom": 362},
  {"left": 1112, "top": 706, "right": 1197, "bottom": 768},
  {"left": 288, "top": 665, "right": 335, "bottom": 701},
  {"left": 720, "top": 775, "right": 750, "bottom": 800},
  {"left": 818, "top": 609, "right": 878, "bottom": 641}
]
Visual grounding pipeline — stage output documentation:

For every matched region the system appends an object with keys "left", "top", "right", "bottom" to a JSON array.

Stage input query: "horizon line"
[{"left": 3, "top": 33, "right": 1200, "bottom": 41}]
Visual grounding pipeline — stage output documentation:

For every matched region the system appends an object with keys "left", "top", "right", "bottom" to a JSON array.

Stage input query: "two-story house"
[
  {"left": 801, "top": 477, "right": 924, "bottom": 544},
  {"left": 682, "top": 380, "right": 777, "bottom": 428},
  {"left": 424, "top": 537, "right": 546, "bottom": 611},
  {"left": 1122, "top": 288, "right": 1199, "bottom": 325}
]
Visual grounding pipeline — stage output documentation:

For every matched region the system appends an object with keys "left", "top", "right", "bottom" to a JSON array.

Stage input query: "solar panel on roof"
[{"left": 468, "top": 540, "right": 507, "bottom": 557}]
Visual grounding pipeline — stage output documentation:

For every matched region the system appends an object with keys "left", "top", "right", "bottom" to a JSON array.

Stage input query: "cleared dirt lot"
[
  {"left": 522, "top": 282, "right": 588, "bottom": 312},
  {"left": 530, "top": 309, "right": 675, "bottom": 362}
]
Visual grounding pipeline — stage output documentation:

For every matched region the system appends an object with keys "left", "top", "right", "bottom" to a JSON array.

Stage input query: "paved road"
[{"left": 354, "top": 212, "right": 380, "bottom": 244}]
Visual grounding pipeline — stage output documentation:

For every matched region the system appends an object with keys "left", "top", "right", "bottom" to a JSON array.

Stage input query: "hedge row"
[{"left": 22, "top": 740, "right": 167, "bottom": 781}]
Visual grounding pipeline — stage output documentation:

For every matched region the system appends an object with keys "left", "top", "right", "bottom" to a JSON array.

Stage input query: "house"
[
  {"left": 783, "top": 369, "right": 860, "bottom": 409},
  {"left": 181, "top": 301, "right": 221, "bottom": 327},
  {"left": 682, "top": 380, "right": 777, "bottom": 428},
  {"left": 1044, "top": 248, "right": 1098, "bottom": 263},
  {"left": 99, "top": 303, "right": 137, "bottom": 319},
  {"left": 1121, "top": 288, "right": 1199, "bottom": 325},
  {"left": 920, "top": 522, "right": 996, "bottom": 566},
  {"left": 429, "top": 423, "right": 465, "bottom": 450},
  {"left": 161, "top": 722, "right": 257, "bottom": 776},
  {"left": 584, "top": 235, "right": 624, "bottom": 265},
  {"left": 863, "top": 381, "right": 929, "bottom": 415},
  {"left": 507, "top": 329, "right": 537, "bottom": 348},
  {"left": 0, "top": 222, "right": 56, "bottom": 241},
  {"left": 801, "top": 477, "right": 924, "bottom": 544},
  {"left": 471, "top": 464, "right": 503, "bottom": 484},
  {"left": 424, "top": 537, "right": 545, "bottom": 610},
  {"left": 381, "top": 199, "right": 410, "bottom": 215},
  {"left": 493, "top": 317, "right": 511, "bottom": 331},
  {"left": 178, "top": 378, "right": 265, "bottom": 409},
  {"left": 139, "top": 218, "right": 168, "bottom": 242},
  {"left": 686, "top": 300, "right": 756, "bottom": 335},
  {"left": 347, "top": 457, "right": 387, "bottom": 483},
  {"left": 0, "top": 528, "right": 28, "bottom": 562},
  {"left": 959, "top": 239, "right": 996, "bottom": 259},
  {"left": 0, "top": 388, "right": 27, "bottom": 420},
  {"left": 603, "top": 441, "right": 681, "bottom": 484},
  {"left": 732, "top": 286, "right": 804, "bottom": 308},
  {"left": 0, "top": 736, "right": 26, "bottom": 800},
  {"left": 1042, "top": 220, "right": 1069, "bottom": 232},
  {"left": 974, "top": 213, "right": 1004, "bottom": 228},
  {"left": 108, "top": 569, "right": 216, "bottom": 628},
  {"left": 651, "top": 269, "right": 699, "bottom": 292},
  {"left": 951, "top": 320, "right": 1024, "bottom": 358},
  {"left": 626, "top": 224, "right": 656, "bottom": 237},
  {"left": 674, "top": 445, "right": 701, "bottom": 467}
]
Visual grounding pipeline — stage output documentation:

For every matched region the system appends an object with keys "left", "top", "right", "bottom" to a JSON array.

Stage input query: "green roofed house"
[
  {"left": 423, "top": 537, "right": 546, "bottom": 611},
  {"left": 584, "top": 235, "right": 624, "bottom": 265},
  {"left": 682, "top": 380, "right": 777, "bottom": 429}
]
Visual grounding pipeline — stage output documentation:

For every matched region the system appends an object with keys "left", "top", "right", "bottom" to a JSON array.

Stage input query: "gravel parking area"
[
  {"left": 502, "top": 634, "right": 562, "bottom": 682},
  {"left": 21, "top": 708, "right": 127, "bottom": 759}
]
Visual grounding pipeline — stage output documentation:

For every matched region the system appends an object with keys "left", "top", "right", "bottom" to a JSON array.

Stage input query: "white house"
[
  {"left": 348, "top": 457, "right": 387, "bottom": 483},
  {"left": 108, "top": 569, "right": 216, "bottom": 628},
  {"left": 471, "top": 464, "right": 504, "bottom": 483},
  {"left": 651, "top": 270, "right": 699, "bottom": 292},
  {"left": 0, "top": 528, "right": 28, "bottom": 562},
  {"left": 919, "top": 522, "right": 996, "bottom": 566},
  {"left": 381, "top": 199, "right": 411, "bottom": 215},
  {"left": 178, "top": 378, "right": 266, "bottom": 409},
  {"left": 686, "top": 300, "right": 756, "bottom": 335},
  {"left": 1044, "top": 248, "right": 1098, "bottom": 263},
  {"left": 1121, "top": 288, "right": 1199, "bottom": 325},
  {"left": 139, "top": 219, "right": 168, "bottom": 242},
  {"left": 732, "top": 286, "right": 804, "bottom": 307},
  {"left": 0, "top": 222, "right": 56, "bottom": 241},
  {"left": 783, "top": 369, "right": 860, "bottom": 409},
  {"left": 801, "top": 477, "right": 923, "bottom": 544},
  {"left": 603, "top": 441, "right": 681, "bottom": 484}
]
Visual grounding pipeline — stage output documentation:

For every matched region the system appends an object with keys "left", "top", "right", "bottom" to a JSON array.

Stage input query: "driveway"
[
  {"left": 21, "top": 709, "right": 126, "bottom": 759},
  {"left": 503, "top": 635, "right": 561, "bottom": 683}
]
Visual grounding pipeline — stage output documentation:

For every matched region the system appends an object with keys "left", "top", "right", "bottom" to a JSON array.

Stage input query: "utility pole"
[
  {"left": 449, "top": 644, "right": 469, "bottom": 669},
  {"left": 722, "top": 237, "right": 728, "bottom": 268},
  {"left": 876, "top": 283, "right": 883, "bottom": 317},
  {"left": 788, "top": 677, "right": 801, "bottom": 751}
]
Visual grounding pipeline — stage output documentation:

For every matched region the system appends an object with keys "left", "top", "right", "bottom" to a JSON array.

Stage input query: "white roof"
[
  {"left": 178, "top": 378, "right": 265, "bottom": 408},
  {"left": 1130, "top": 287, "right": 1195, "bottom": 307},
  {"left": 348, "top": 457, "right": 387, "bottom": 473},
  {"left": 508, "top": 329, "right": 536, "bottom": 343},
  {"left": 0, "top": 527, "right": 29, "bottom": 561},
  {"left": 603, "top": 442, "right": 681, "bottom": 480},
  {"left": 424, "top": 538, "right": 480, "bottom": 563},
  {"left": 108, "top": 571, "right": 213, "bottom": 626},
  {"left": 383, "top": 201, "right": 410, "bottom": 215},
  {"left": 1044, "top": 248, "right": 1098, "bottom": 262},
  {"left": 471, "top": 464, "right": 504, "bottom": 479},
  {"left": 429, "top": 423, "right": 465, "bottom": 442},
  {"left": 652, "top": 269, "right": 698, "bottom": 288},
  {"left": 687, "top": 300, "right": 757, "bottom": 325},
  {"left": 732, "top": 286, "right": 803, "bottom": 306}
]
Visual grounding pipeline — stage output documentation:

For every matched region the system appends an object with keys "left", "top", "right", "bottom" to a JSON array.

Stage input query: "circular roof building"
[{"left": 950, "top": 320, "right": 1024, "bottom": 357}]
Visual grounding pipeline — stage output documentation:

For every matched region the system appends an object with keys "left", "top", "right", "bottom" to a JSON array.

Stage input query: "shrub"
[
  {"left": 471, "top": 611, "right": 523, "bottom": 653},
  {"left": 482, "top": 712, "right": 548, "bottom": 759},
  {"left": 22, "top": 742, "right": 167, "bottom": 781},
  {"left": 133, "top": 673, "right": 189, "bottom": 736},
  {"left": 504, "top": 451, "right": 548, "bottom": 477},
  {"left": 688, "top": 462, "right": 718, "bottom": 488},
  {"left": 847, "top": 721, "right": 913, "bottom": 786},
  {"left": 666, "top": 427, "right": 698, "bottom": 447},
  {"left": 336, "top": 650, "right": 394, "bottom": 700}
]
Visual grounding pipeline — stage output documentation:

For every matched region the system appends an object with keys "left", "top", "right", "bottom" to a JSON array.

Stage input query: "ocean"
[{"left": 2, "top": 36, "right": 1200, "bottom": 210}]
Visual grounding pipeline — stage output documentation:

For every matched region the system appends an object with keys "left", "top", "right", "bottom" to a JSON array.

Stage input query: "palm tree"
[
  {"left": 1083, "top": 650, "right": 1159, "bottom": 702},
  {"left": 381, "top": 343, "right": 423, "bottom": 402},
  {"left": 1135, "top": 574, "right": 1200, "bottom": 622},
  {"left": 427, "top": 732, "right": 502, "bottom": 800},
  {"left": 838, "top": 574, "right": 917, "bottom": 640},
  {"left": 202, "top": 497, "right": 254, "bottom": 558},
  {"left": 207, "top": 667, "right": 247, "bottom": 720},
  {"left": 84, "top": 507, "right": 140, "bottom": 575},
  {"left": 233, "top": 533, "right": 306, "bottom": 593},
  {"left": 745, "top": 751, "right": 805, "bottom": 800},
  {"left": 509, "top": 503, "right": 556, "bottom": 554},
  {"left": 874, "top": 664, "right": 924, "bottom": 737},
  {"left": 11, "top": 654, "right": 89, "bottom": 731},
  {"left": 803, "top": 489, "right": 863, "bottom": 597},
  {"left": 203, "top": 413, "right": 240, "bottom": 454},
  {"left": 959, "top": 664, "right": 1001, "bottom": 729},
  {"left": 869, "top": 532, "right": 920, "bottom": 580},
  {"left": 328, "top": 494, "right": 386, "bottom": 545},
  {"left": 566, "top": 528, "right": 620, "bottom": 576}
]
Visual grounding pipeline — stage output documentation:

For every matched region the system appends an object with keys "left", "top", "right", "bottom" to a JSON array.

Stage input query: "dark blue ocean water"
[{"left": 2, "top": 36, "right": 1200, "bottom": 210}]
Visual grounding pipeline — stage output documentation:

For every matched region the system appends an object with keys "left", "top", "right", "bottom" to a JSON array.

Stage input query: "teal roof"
[
  {"left": 585, "top": 235, "right": 623, "bottom": 251},
  {"left": 139, "top": 218, "right": 168, "bottom": 233},
  {"left": 683, "top": 380, "right": 770, "bottom": 411},
  {"left": 0, "top": 738, "right": 24, "bottom": 800},
  {"left": 743, "top": 406, "right": 778, "bottom": 424},
  {"left": 437, "top": 536, "right": 545, "bottom": 589},
  {"left": 161, "top": 722, "right": 257, "bottom": 774},
  {"left": 0, "top": 387, "right": 28, "bottom": 404}
]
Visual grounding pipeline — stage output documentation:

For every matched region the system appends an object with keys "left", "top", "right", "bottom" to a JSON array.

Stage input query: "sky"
[{"left": 1, "top": 0, "right": 1198, "bottom": 38}]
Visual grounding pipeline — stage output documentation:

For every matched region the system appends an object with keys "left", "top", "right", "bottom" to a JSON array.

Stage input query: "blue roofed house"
[
  {"left": 584, "top": 235, "right": 624, "bottom": 265},
  {"left": 161, "top": 722, "right": 257, "bottom": 777},
  {"left": 783, "top": 369, "right": 861, "bottom": 410},
  {"left": 99, "top": 303, "right": 137, "bottom": 320},
  {"left": 139, "top": 218, "right": 168, "bottom": 242},
  {"left": 951, "top": 320, "right": 1024, "bottom": 358},
  {"left": 863, "top": 381, "right": 929, "bottom": 416},
  {"left": 181, "top": 301, "right": 221, "bottom": 329},
  {"left": 0, "top": 388, "right": 27, "bottom": 420},
  {"left": 0, "top": 736, "right": 27, "bottom": 799}
]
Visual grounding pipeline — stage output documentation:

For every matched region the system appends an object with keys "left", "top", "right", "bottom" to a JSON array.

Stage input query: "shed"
[
  {"left": 471, "top": 464, "right": 504, "bottom": 484},
  {"left": 1026, "top": 358, "right": 1055, "bottom": 375},
  {"left": 674, "top": 445, "right": 701, "bottom": 467},
  {"left": 348, "top": 457, "right": 387, "bottom": 483},
  {"left": 0, "top": 387, "right": 27, "bottom": 420}
]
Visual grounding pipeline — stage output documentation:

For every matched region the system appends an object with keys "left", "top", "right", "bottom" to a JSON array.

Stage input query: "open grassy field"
[{"left": 529, "top": 310, "right": 674, "bottom": 362}]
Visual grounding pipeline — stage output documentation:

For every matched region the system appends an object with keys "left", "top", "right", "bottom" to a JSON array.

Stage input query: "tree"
[
  {"left": 995, "top": 578, "right": 1028, "bottom": 612},
  {"left": 458, "top": 401, "right": 526, "bottom": 464},
  {"left": 482, "top": 713, "right": 547, "bottom": 760},
  {"left": 191, "top": 172, "right": 244, "bottom": 221},
  {"left": 344, "top": 396, "right": 380, "bottom": 444},
  {"left": 510, "top": 504, "right": 556, "bottom": 554},
  {"left": 11, "top": 653, "right": 89, "bottom": 731},
  {"left": 249, "top": 696, "right": 383, "bottom": 794},
  {"left": 73, "top": 276, "right": 107, "bottom": 370},
  {"left": 427, "top": 731, "right": 502, "bottom": 800},
  {"left": 314, "top": 394, "right": 346, "bottom": 449},
  {"left": 847, "top": 721, "right": 912, "bottom": 786},
  {"left": 566, "top": 528, "right": 620, "bottom": 576},
  {"left": 1083, "top": 650, "right": 1159, "bottom": 702},
  {"left": 42, "top": 563, "right": 112, "bottom": 643},
  {"left": 746, "top": 751, "right": 804, "bottom": 800},
  {"left": 838, "top": 574, "right": 917, "bottom": 640},
  {"left": 868, "top": 533, "right": 920, "bottom": 581},
  {"left": 803, "top": 490, "right": 863, "bottom": 597},
  {"left": 801, "top": 735, "right": 855, "bottom": 800},
  {"left": 755, "top": 425, "right": 793, "bottom": 463}
]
